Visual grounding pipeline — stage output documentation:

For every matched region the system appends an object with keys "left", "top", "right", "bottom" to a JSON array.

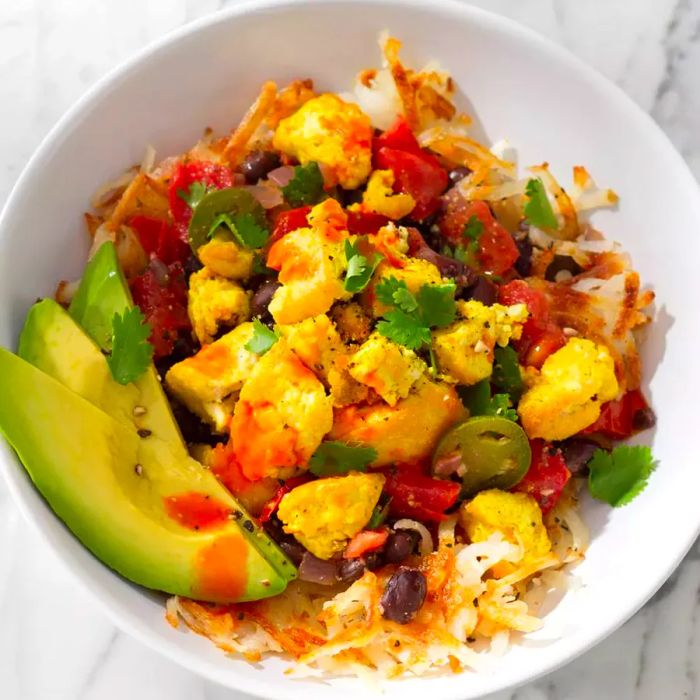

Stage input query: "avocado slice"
[{"left": 0, "top": 346, "right": 295, "bottom": 601}]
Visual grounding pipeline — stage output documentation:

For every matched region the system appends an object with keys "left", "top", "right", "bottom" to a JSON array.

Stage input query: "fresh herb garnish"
[
  {"left": 177, "top": 181, "right": 210, "bottom": 210},
  {"left": 486, "top": 393, "right": 518, "bottom": 421},
  {"left": 492, "top": 345, "right": 524, "bottom": 400},
  {"left": 252, "top": 253, "right": 276, "bottom": 277},
  {"left": 375, "top": 277, "right": 457, "bottom": 353},
  {"left": 459, "top": 379, "right": 517, "bottom": 421},
  {"left": 308, "top": 441, "right": 378, "bottom": 477},
  {"left": 207, "top": 212, "right": 269, "bottom": 249},
  {"left": 344, "top": 240, "right": 383, "bottom": 293},
  {"left": 367, "top": 500, "right": 391, "bottom": 529},
  {"left": 282, "top": 161, "right": 326, "bottom": 207},
  {"left": 524, "top": 178, "right": 558, "bottom": 230},
  {"left": 588, "top": 445, "right": 656, "bottom": 507},
  {"left": 106, "top": 308, "right": 153, "bottom": 385},
  {"left": 244, "top": 319, "right": 279, "bottom": 355}
]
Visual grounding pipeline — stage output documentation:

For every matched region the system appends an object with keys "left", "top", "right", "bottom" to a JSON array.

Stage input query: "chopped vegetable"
[
  {"left": 514, "top": 439, "right": 571, "bottom": 514},
  {"left": 343, "top": 529, "right": 389, "bottom": 559},
  {"left": 367, "top": 500, "right": 391, "bottom": 529},
  {"left": 282, "top": 161, "right": 326, "bottom": 207},
  {"left": 492, "top": 345, "right": 524, "bottom": 400},
  {"left": 270, "top": 205, "right": 312, "bottom": 242},
  {"left": 459, "top": 380, "right": 517, "bottom": 421},
  {"left": 207, "top": 212, "right": 269, "bottom": 249},
  {"left": 524, "top": 178, "right": 557, "bottom": 230},
  {"left": 343, "top": 239, "right": 383, "bottom": 293},
  {"left": 177, "top": 181, "right": 210, "bottom": 210},
  {"left": 128, "top": 215, "right": 190, "bottom": 266},
  {"left": 244, "top": 319, "right": 279, "bottom": 355},
  {"left": 583, "top": 389, "right": 654, "bottom": 439},
  {"left": 383, "top": 467, "right": 461, "bottom": 522},
  {"left": 588, "top": 445, "right": 656, "bottom": 507},
  {"left": 106, "top": 307, "right": 153, "bottom": 385},
  {"left": 308, "top": 441, "right": 378, "bottom": 477}
]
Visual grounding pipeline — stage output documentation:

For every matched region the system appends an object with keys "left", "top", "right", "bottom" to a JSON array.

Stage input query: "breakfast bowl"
[{"left": 1, "top": 0, "right": 699, "bottom": 698}]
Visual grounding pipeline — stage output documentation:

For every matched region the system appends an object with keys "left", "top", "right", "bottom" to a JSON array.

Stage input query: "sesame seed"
[
  {"left": 134, "top": 464, "right": 143, "bottom": 476},
  {"left": 133, "top": 406, "right": 147, "bottom": 417}
]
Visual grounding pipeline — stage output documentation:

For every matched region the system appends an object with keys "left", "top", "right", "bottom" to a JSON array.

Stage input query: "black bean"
[
  {"left": 407, "top": 227, "right": 477, "bottom": 289},
  {"left": 338, "top": 558, "right": 366, "bottom": 583},
  {"left": 337, "top": 187, "right": 363, "bottom": 208},
  {"left": 384, "top": 531, "right": 417, "bottom": 564},
  {"left": 633, "top": 407, "right": 656, "bottom": 432},
  {"left": 364, "top": 551, "right": 384, "bottom": 571},
  {"left": 298, "top": 553, "right": 339, "bottom": 585},
  {"left": 169, "top": 400, "right": 221, "bottom": 444},
  {"left": 448, "top": 166, "right": 472, "bottom": 185},
  {"left": 240, "top": 150, "right": 281, "bottom": 184},
  {"left": 463, "top": 276, "right": 498, "bottom": 306},
  {"left": 250, "top": 280, "right": 282, "bottom": 321},
  {"left": 545, "top": 255, "right": 583, "bottom": 282},
  {"left": 558, "top": 438, "right": 599, "bottom": 475},
  {"left": 380, "top": 568, "right": 427, "bottom": 624},
  {"left": 279, "top": 541, "right": 306, "bottom": 567},
  {"left": 514, "top": 237, "right": 533, "bottom": 277},
  {"left": 184, "top": 255, "right": 203, "bottom": 279}
]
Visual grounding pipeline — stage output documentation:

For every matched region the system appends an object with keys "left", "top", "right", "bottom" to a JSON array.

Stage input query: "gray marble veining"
[{"left": 0, "top": 1, "right": 699, "bottom": 698}]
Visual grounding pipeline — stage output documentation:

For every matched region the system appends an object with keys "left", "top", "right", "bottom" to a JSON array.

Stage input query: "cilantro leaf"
[
  {"left": 367, "top": 500, "right": 391, "bottom": 528},
  {"left": 524, "top": 178, "right": 558, "bottom": 230},
  {"left": 282, "top": 162, "right": 326, "bottom": 207},
  {"left": 492, "top": 345, "right": 524, "bottom": 400},
  {"left": 588, "top": 445, "right": 657, "bottom": 507},
  {"left": 344, "top": 240, "right": 383, "bottom": 293},
  {"left": 375, "top": 276, "right": 409, "bottom": 307},
  {"left": 459, "top": 380, "right": 517, "bottom": 421},
  {"left": 244, "top": 319, "right": 278, "bottom": 355},
  {"left": 485, "top": 393, "right": 518, "bottom": 421},
  {"left": 376, "top": 310, "right": 432, "bottom": 350},
  {"left": 416, "top": 282, "right": 457, "bottom": 328},
  {"left": 463, "top": 215, "right": 484, "bottom": 242},
  {"left": 309, "top": 441, "right": 378, "bottom": 477},
  {"left": 207, "top": 212, "right": 269, "bottom": 249},
  {"left": 177, "top": 181, "right": 209, "bottom": 210},
  {"left": 106, "top": 308, "right": 153, "bottom": 385}
]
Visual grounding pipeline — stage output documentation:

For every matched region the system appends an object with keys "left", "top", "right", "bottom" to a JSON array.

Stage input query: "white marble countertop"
[{"left": 1, "top": 0, "right": 699, "bottom": 698}]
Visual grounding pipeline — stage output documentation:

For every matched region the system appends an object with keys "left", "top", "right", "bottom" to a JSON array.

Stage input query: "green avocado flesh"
[{"left": 2, "top": 243, "right": 295, "bottom": 602}]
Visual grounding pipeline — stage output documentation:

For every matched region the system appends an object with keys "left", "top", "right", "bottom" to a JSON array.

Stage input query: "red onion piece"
[
  {"left": 318, "top": 162, "right": 337, "bottom": 188},
  {"left": 298, "top": 552, "right": 339, "bottom": 585},
  {"left": 267, "top": 165, "right": 296, "bottom": 187},
  {"left": 242, "top": 183, "right": 284, "bottom": 210}
]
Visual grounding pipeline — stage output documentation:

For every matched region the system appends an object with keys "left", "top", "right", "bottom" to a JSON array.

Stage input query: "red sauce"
[
  {"left": 194, "top": 534, "right": 249, "bottom": 601},
  {"left": 163, "top": 492, "right": 232, "bottom": 531}
]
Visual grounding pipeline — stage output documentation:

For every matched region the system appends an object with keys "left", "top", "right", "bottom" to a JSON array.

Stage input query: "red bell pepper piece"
[
  {"left": 383, "top": 468, "right": 461, "bottom": 522},
  {"left": 129, "top": 262, "right": 191, "bottom": 359},
  {"left": 582, "top": 389, "right": 652, "bottom": 439},
  {"left": 269, "top": 206, "right": 312, "bottom": 243},
  {"left": 347, "top": 210, "right": 390, "bottom": 235},
  {"left": 498, "top": 280, "right": 566, "bottom": 368},
  {"left": 128, "top": 215, "right": 190, "bottom": 265},
  {"left": 373, "top": 116, "right": 449, "bottom": 221},
  {"left": 514, "top": 439, "right": 571, "bottom": 514},
  {"left": 168, "top": 160, "right": 233, "bottom": 239},
  {"left": 343, "top": 529, "right": 389, "bottom": 559}
]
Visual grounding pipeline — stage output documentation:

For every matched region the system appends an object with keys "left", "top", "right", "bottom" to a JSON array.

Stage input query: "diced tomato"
[
  {"left": 128, "top": 215, "right": 190, "bottom": 265},
  {"left": 346, "top": 210, "right": 390, "bottom": 235},
  {"left": 168, "top": 160, "right": 233, "bottom": 239},
  {"left": 383, "top": 468, "right": 461, "bottom": 522},
  {"left": 343, "top": 529, "right": 389, "bottom": 559},
  {"left": 258, "top": 475, "right": 311, "bottom": 523},
  {"left": 514, "top": 439, "right": 571, "bottom": 514},
  {"left": 498, "top": 280, "right": 566, "bottom": 368},
  {"left": 270, "top": 206, "right": 312, "bottom": 243},
  {"left": 373, "top": 116, "right": 449, "bottom": 221},
  {"left": 583, "top": 389, "right": 653, "bottom": 439},
  {"left": 129, "top": 261, "right": 191, "bottom": 359}
]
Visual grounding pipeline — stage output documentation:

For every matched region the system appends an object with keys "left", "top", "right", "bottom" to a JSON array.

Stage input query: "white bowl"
[{"left": 1, "top": 0, "right": 699, "bottom": 697}]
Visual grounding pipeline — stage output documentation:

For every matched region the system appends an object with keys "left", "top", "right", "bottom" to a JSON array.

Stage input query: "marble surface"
[{"left": 0, "top": 0, "right": 699, "bottom": 698}]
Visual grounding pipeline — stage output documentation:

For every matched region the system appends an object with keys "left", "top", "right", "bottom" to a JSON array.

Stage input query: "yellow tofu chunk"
[
  {"left": 329, "top": 377, "right": 464, "bottom": 466},
  {"left": 330, "top": 302, "right": 372, "bottom": 344},
  {"left": 461, "top": 489, "right": 551, "bottom": 562},
  {"left": 164, "top": 322, "right": 258, "bottom": 432},
  {"left": 197, "top": 238, "right": 254, "bottom": 280},
  {"left": 348, "top": 332, "right": 426, "bottom": 406},
  {"left": 359, "top": 169, "right": 415, "bottom": 220},
  {"left": 368, "top": 257, "right": 443, "bottom": 316},
  {"left": 517, "top": 337, "right": 619, "bottom": 441},
  {"left": 230, "top": 341, "right": 333, "bottom": 481},
  {"left": 433, "top": 300, "right": 528, "bottom": 386},
  {"left": 277, "top": 472, "right": 385, "bottom": 559},
  {"left": 187, "top": 267, "right": 250, "bottom": 345},
  {"left": 273, "top": 93, "right": 373, "bottom": 189}
]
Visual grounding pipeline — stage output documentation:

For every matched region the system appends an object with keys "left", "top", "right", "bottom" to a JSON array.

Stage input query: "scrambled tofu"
[
  {"left": 461, "top": 489, "right": 552, "bottom": 563},
  {"left": 330, "top": 377, "right": 464, "bottom": 466},
  {"left": 197, "top": 238, "right": 254, "bottom": 280},
  {"left": 370, "top": 223, "right": 410, "bottom": 267},
  {"left": 368, "top": 257, "right": 443, "bottom": 316},
  {"left": 518, "top": 337, "right": 619, "bottom": 441},
  {"left": 330, "top": 302, "right": 372, "bottom": 344},
  {"left": 165, "top": 323, "right": 258, "bottom": 432},
  {"left": 267, "top": 200, "right": 349, "bottom": 325},
  {"left": 358, "top": 169, "right": 416, "bottom": 219},
  {"left": 273, "top": 93, "right": 373, "bottom": 189},
  {"left": 277, "top": 472, "right": 385, "bottom": 559},
  {"left": 230, "top": 341, "right": 333, "bottom": 480},
  {"left": 348, "top": 332, "right": 426, "bottom": 406},
  {"left": 187, "top": 268, "right": 251, "bottom": 345},
  {"left": 278, "top": 314, "right": 368, "bottom": 408},
  {"left": 433, "top": 300, "right": 528, "bottom": 386}
]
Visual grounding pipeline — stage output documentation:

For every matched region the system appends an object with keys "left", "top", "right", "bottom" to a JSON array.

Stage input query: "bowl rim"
[{"left": 2, "top": 0, "right": 700, "bottom": 697}]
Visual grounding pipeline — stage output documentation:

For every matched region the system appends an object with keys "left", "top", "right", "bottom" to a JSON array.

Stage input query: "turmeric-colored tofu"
[
  {"left": 368, "top": 258, "right": 443, "bottom": 316},
  {"left": 330, "top": 302, "right": 372, "bottom": 344},
  {"left": 329, "top": 377, "right": 464, "bottom": 466},
  {"left": 197, "top": 238, "right": 254, "bottom": 280},
  {"left": 358, "top": 169, "right": 415, "bottom": 219},
  {"left": 277, "top": 472, "right": 385, "bottom": 559}
]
